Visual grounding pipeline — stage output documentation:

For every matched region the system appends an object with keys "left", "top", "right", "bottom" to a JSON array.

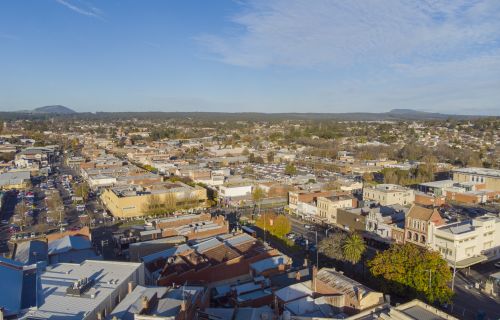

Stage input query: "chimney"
[
  {"left": 0, "top": 307, "right": 4, "bottom": 320},
  {"left": 295, "top": 271, "right": 301, "bottom": 281},
  {"left": 141, "top": 296, "right": 149, "bottom": 313},
  {"left": 303, "top": 258, "right": 308, "bottom": 268},
  {"left": 312, "top": 265, "right": 318, "bottom": 293},
  {"left": 278, "top": 264, "right": 285, "bottom": 272},
  {"left": 128, "top": 281, "right": 136, "bottom": 294},
  {"left": 356, "top": 287, "right": 363, "bottom": 302},
  {"left": 180, "top": 299, "right": 187, "bottom": 312}
]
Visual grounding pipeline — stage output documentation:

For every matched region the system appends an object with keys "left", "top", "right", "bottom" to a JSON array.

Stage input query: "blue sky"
[{"left": 1, "top": 0, "right": 499, "bottom": 114}]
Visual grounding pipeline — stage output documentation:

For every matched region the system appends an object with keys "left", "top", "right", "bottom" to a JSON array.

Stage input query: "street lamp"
[
  {"left": 325, "top": 226, "right": 335, "bottom": 238},
  {"left": 424, "top": 269, "right": 432, "bottom": 290}
]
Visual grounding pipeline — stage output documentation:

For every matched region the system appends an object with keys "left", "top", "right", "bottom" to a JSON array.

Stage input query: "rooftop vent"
[{"left": 66, "top": 277, "right": 95, "bottom": 296}]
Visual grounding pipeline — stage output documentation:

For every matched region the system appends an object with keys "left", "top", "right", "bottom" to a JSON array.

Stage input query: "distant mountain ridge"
[
  {"left": 0, "top": 107, "right": 492, "bottom": 121},
  {"left": 32, "top": 105, "right": 77, "bottom": 114}
]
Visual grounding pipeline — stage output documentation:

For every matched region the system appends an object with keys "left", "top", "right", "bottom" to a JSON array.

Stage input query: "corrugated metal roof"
[
  {"left": 141, "top": 244, "right": 190, "bottom": 264},
  {"left": 193, "top": 238, "right": 221, "bottom": 253},
  {"left": 14, "top": 240, "right": 48, "bottom": 265},
  {"left": 48, "top": 235, "right": 92, "bottom": 255},
  {"left": 22, "top": 260, "right": 143, "bottom": 320},
  {"left": 250, "top": 255, "right": 287, "bottom": 274}
]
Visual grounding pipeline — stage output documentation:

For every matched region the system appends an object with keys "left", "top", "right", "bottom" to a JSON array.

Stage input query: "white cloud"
[
  {"left": 55, "top": 0, "right": 104, "bottom": 20},
  {"left": 198, "top": 0, "right": 500, "bottom": 68}
]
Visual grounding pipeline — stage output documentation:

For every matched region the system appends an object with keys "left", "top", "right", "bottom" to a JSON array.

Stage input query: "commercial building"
[
  {"left": 452, "top": 167, "right": 500, "bottom": 191},
  {"left": 288, "top": 189, "right": 335, "bottom": 213},
  {"left": 405, "top": 205, "right": 445, "bottom": 247},
  {"left": 0, "top": 257, "right": 38, "bottom": 317},
  {"left": 20, "top": 260, "right": 145, "bottom": 320},
  {"left": 0, "top": 170, "right": 31, "bottom": 190},
  {"left": 142, "top": 233, "right": 288, "bottom": 287},
  {"left": 365, "top": 205, "right": 407, "bottom": 243},
  {"left": 108, "top": 284, "right": 209, "bottom": 320},
  {"left": 348, "top": 299, "right": 458, "bottom": 320},
  {"left": 317, "top": 195, "right": 357, "bottom": 224},
  {"left": 100, "top": 182, "right": 207, "bottom": 218},
  {"left": 431, "top": 215, "right": 500, "bottom": 268},
  {"left": 363, "top": 184, "right": 414, "bottom": 206}
]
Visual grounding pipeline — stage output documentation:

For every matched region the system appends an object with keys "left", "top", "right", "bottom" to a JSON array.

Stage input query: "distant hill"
[
  {"left": 0, "top": 107, "right": 492, "bottom": 121},
  {"left": 32, "top": 105, "right": 77, "bottom": 114}
]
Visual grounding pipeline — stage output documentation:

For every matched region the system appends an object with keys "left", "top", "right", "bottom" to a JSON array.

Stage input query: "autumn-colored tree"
[
  {"left": 252, "top": 186, "right": 266, "bottom": 215},
  {"left": 362, "top": 172, "right": 374, "bottom": 183},
  {"left": 267, "top": 151, "right": 275, "bottom": 163},
  {"left": 74, "top": 182, "right": 90, "bottom": 201},
  {"left": 143, "top": 194, "right": 177, "bottom": 216},
  {"left": 255, "top": 212, "right": 291, "bottom": 239},
  {"left": 273, "top": 214, "right": 291, "bottom": 239},
  {"left": 46, "top": 192, "right": 64, "bottom": 225},
  {"left": 368, "top": 243, "right": 453, "bottom": 303}
]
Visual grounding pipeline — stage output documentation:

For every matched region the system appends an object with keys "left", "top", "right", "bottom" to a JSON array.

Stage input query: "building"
[
  {"left": 108, "top": 284, "right": 208, "bottom": 320},
  {"left": 317, "top": 194, "right": 357, "bottom": 224},
  {"left": 0, "top": 257, "right": 38, "bottom": 317},
  {"left": 452, "top": 167, "right": 500, "bottom": 191},
  {"left": 100, "top": 182, "right": 207, "bottom": 218},
  {"left": 314, "top": 268, "right": 384, "bottom": 314},
  {"left": 336, "top": 207, "right": 368, "bottom": 232},
  {"left": 347, "top": 299, "right": 458, "bottom": 320},
  {"left": 21, "top": 260, "right": 145, "bottom": 320},
  {"left": 288, "top": 189, "right": 335, "bottom": 213},
  {"left": 218, "top": 183, "right": 253, "bottom": 200},
  {"left": 431, "top": 215, "right": 500, "bottom": 269},
  {"left": 48, "top": 235, "right": 100, "bottom": 264},
  {"left": 0, "top": 170, "right": 31, "bottom": 190},
  {"left": 274, "top": 267, "right": 384, "bottom": 317},
  {"left": 405, "top": 205, "right": 445, "bottom": 247},
  {"left": 142, "top": 233, "right": 287, "bottom": 287},
  {"left": 363, "top": 184, "right": 414, "bottom": 206},
  {"left": 365, "top": 205, "right": 407, "bottom": 243}
]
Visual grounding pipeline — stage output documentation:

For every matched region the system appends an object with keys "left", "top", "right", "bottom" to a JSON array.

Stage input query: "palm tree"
[{"left": 342, "top": 233, "right": 366, "bottom": 265}]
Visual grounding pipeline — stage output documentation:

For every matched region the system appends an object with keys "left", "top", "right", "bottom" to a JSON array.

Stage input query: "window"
[
  {"left": 421, "top": 235, "right": 426, "bottom": 243},
  {"left": 407, "top": 231, "right": 412, "bottom": 239},
  {"left": 413, "top": 233, "right": 418, "bottom": 241}
]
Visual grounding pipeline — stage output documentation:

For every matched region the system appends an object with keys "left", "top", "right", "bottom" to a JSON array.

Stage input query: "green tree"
[
  {"left": 284, "top": 163, "right": 297, "bottom": 176},
  {"left": 368, "top": 243, "right": 453, "bottom": 304},
  {"left": 243, "top": 166, "right": 254, "bottom": 175},
  {"left": 342, "top": 233, "right": 366, "bottom": 264},
  {"left": 319, "top": 232, "right": 347, "bottom": 261}
]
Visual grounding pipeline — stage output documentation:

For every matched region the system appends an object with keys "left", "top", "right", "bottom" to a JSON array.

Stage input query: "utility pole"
[
  {"left": 425, "top": 269, "right": 432, "bottom": 290},
  {"left": 315, "top": 230, "right": 319, "bottom": 269},
  {"left": 451, "top": 243, "right": 458, "bottom": 291}
]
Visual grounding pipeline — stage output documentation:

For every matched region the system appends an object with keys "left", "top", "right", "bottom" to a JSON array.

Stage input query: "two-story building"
[
  {"left": 431, "top": 215, "right": 500, "bottom": 269},
  {"left": 405, "top": 205, "right": 444, "bottom": 247},
  {"left": 363, "top": 184, "right": 414, "bottom": 206},
  {"left": 317, "top": 195, "right": 357, "bottom": 224}
]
